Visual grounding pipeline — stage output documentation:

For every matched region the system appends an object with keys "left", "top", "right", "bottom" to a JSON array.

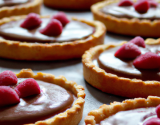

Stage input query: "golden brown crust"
[
  {"left": 0, "top": 15, "right": 106, "bottom": 60},
  {"left": 91, "top": 0, "right": 160, "bottom": 37},
  {"left": 82, "top": 38, "right": 160, "bottom": 98},
  {"left": 16, "top": 69, "right": 85, "bottom": 125},
  {"left": 43, "top": 0, "right": 104, "bottom": 10},
  {"left": 0, "top": 0, "right": 42, "bottom": 19},
  {"left": 85, "top": 96, "right": 160, "bottom": 125}
]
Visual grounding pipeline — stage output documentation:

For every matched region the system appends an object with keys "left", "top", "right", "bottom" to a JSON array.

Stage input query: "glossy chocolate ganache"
[
  {"left": 101, "top": 3, "right": 160, "bottom": 20},
  {"left": 94, "top": 44, "right": 160, "bottom": 81},
  {"left": 100, "top": 107, "right": 156, "bottom": 125},
  {"left": 0, "top": 78, "right": 76, "bottom": 125},
  {"left": 0, "top": 18, "right": 94, "bottom": 43},
  {"left": 0, "top": 0, "right": 31, "bottom": 7}
]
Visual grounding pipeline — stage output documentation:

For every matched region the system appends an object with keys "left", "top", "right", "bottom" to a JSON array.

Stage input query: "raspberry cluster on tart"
[
  {"left": 0, "top": 69, "right": 85, "bottom": 125},
  {"left": 0, "top": 12, "right": 106, "bottom": 60},
  {"left": 0, "top": 0, "right": 42, "bottom": 19},
  {"left": 82, "top": 36, "right": 160, "bottom": 98},
  {"left": 43, "top": 0, "right": 104, "bottom": 10},
  {"left": 91, "top": 0, "right": 160, "bottom": 37},
  {"left": 85, "top": 96, "right": 160, "bottom": 125}
]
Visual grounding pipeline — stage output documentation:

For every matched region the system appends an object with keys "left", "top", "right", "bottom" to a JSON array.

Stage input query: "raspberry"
[
  {"left": 133, "top": 52, "right": 160, "bottom": 69},
  {"left": 139, "top": 0, "right": 158, "bottom": 7},
  {"left": 0, "top": 70, "right": 18, "bottom": 86},
  {"left": 0, "top": 86, "right": 20, "bottom": 107},
  {"left": 20, "top": 13, "right": 42, "bottom": 29},
  {"left": 118, "top": 0, "right": 134, "bottom": 6},
  {"left": 52, "top": 12, "right": 70, "bottom": 27},
  {"left": 114, "top": 43, "right": 141, "bottom": 59},
  {"left": 15, "top": 78, "right": 41, "bottom": 98},
  {"left": 156, "top": 104, "right": 160, "bottom": 118},
  {"left": 143, "top": 117, "right": 160, "bottom": 125},
  {"left": 129, "top": 36, "right": 145, "bottom": 48},
  {"left": 39, "top": 19, "right": 63, "bottom": 36},
  {"left": 134, "top": 0, "right": 150, "bottom": 13}
]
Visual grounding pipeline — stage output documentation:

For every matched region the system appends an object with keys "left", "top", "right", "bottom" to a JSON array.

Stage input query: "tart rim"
[
  {"left": 0, "top": 15, "right": 106, "bottom": 60},
  {"left": 0, "top": 0, "right": 42, "bottom": 19},
  {"left": 91, "top": 0, "right": 160, "bottom": 37},
  {"left": 82, "top": 38, "right": 160, "bottom": 98},
  {"left": 15, "top": 69, "right": 85, "bottom": 125},
  {"left": 85, "top": 96, "right": 160, "bottom": 125}
]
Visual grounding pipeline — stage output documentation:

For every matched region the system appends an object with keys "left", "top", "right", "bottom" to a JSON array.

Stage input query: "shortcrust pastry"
[
  {"left": 43, "top": 0, "right": 104, "bottom": 10},
  {"left": 82, "top": 38, "right": 160, "bottom": 98},
  {"left": 91, "top": 0, "right": 160, "bottom": 37},
  {"left": 0, "top": 14, "right": 105, "bottom": 60},
  {"left": 0, "top": 69, "right": 85, "bottom": 125},
  {"left": 0, "top": 0, "right": 42, "bottom": 19},
  {"left": 85, "top": 96, "right": 160, "bottom": 125}
]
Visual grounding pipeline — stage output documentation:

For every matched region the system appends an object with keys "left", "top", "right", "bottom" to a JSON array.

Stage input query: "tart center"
[
  {"left": 96, "top": 44, "right": 160, "bottom": 81},
  {"left": 0, "top": 79, "right": 75, "bottom": 125},
  {"left": 100, "top": 107, "right": 156, "bottom": 125},
  {"left": 0, "top": 18, "right": 94, "bottom": 43},
  {"left": 0, "top": 0, "right": 30, "bottom": 7},
  {"left": 101, "top": 3, "right": 160, "bottom": 20}
]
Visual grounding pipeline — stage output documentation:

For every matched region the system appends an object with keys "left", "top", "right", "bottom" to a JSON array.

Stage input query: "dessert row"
[{"left": 1, "top": 0, "right": 160, "bottom": 125}]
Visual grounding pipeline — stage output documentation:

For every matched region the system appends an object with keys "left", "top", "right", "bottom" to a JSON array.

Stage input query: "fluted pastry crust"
[
  {"left": 82, "top": 38, "right": 160, "bottom": 98},
  {"left": 91, "top": 0, "right": 160, "bottom": 37},
  {"left": 16, "top": 69, "right": 85, "bottom": 125},
  {"left": 0, "top": 0, "right": 42, "bottom": 19},
  {"left": 85, "top": 96, "right": 160, "bottom": 125},
  {"left": 0, "top": 15, "right": 106, "bottom": 60}
]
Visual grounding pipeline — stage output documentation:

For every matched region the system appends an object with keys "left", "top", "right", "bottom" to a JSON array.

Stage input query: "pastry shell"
[
  {"left": 43, "top": 0, "right": 104, "bottom": 10},
  {"left": 15, "top": 69, "right": 85, "bottom": 125},
  {"left": 0, "top": 15, "right": 106, "bottom": 60},
  {"left": 85, "top": 96, "right": 160, "bottom": 125},
  {"left": 0, "top": 0, "right": 42, "bottom": 19},
  {"left": 91, "top": 0, "right": 160, "bottom": 37},
  {"left": 82, "top": 38, "right": 160, "bottom": 98}
]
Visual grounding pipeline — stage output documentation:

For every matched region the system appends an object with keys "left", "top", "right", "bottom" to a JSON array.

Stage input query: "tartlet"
[
  {"left": 85, "top": 96, "right": 160, "bottom": 125},
  {"left": 91, "top": 0, "right": 160, "bottom": 37},
  {"left": 0, "top": 15, "right": 105, "bottom": 60},
  {"left": 43, "top": 0, "right": 104, "bottom": 10},
  {"left": 1, "top": 69, "right": 85, "bottom": 125},
  {"left": 82, "top": 38, "right": 160, "bottom": 98},
  {"left": 0, "top": 0, "right": 42, "bottom": 19}
]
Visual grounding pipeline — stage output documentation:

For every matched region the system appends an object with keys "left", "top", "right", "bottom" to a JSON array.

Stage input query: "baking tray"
[{"left": 0, "top": 4, "right": 138, "bottom": 125}]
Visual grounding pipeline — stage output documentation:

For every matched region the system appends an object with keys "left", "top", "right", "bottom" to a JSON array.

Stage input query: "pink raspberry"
[
  {"left": 114, "top": 43, "right": 141, "bottom": 59},
  {"left": 0, "top": 70, "right": 18, "bottom": 86},
  {"left": 156, "top": 104, "right": 160, "bottom": 118},
  {"left": 15, "top": 78, "right": 41, "bottom": 98},
  {"left": 133, "top": 52, "right": 160, "bottom": 69},
  {"left": 118, "top": 0, "right": 134, "bottom": 6},
  {"left": 0, "top": 86, "right": 20, "bottom": 107},
  {"left": 40, "top": 19, "right": 63, "bottom": 36},
  {"left": 20, "top": 13, "right": 42, "bottom": 29},
  {"left": 129, "top": 36, "right": 145, "bottom": 48},
  {"left": 134, "top": 0, "right": 150, "bottom": 13},
  {"left": 139, "top": 0, "right": 158, "bottom": 7},
  {"left": 52, "top": 12, "right": 70, "bottom": 27}
]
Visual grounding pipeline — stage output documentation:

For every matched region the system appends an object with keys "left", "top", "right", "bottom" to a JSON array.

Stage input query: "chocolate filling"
[
  {"left": 0, "top": 18, "right": 94, "bottom": 43},
  {"left": 0, "top": 79, "right": 75, "bottom": 125},
  {"left": 100, "top": 107, "right": 156, "bottom": 125},
  {"left": 0, "top": 0, "right": 30, "bottom": 7},
  {"left": 101, "top": 3, "right": 160, "bottom": 20},
  {"left": 94, "top": 44, "right": 160, "bottom": 81}
]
